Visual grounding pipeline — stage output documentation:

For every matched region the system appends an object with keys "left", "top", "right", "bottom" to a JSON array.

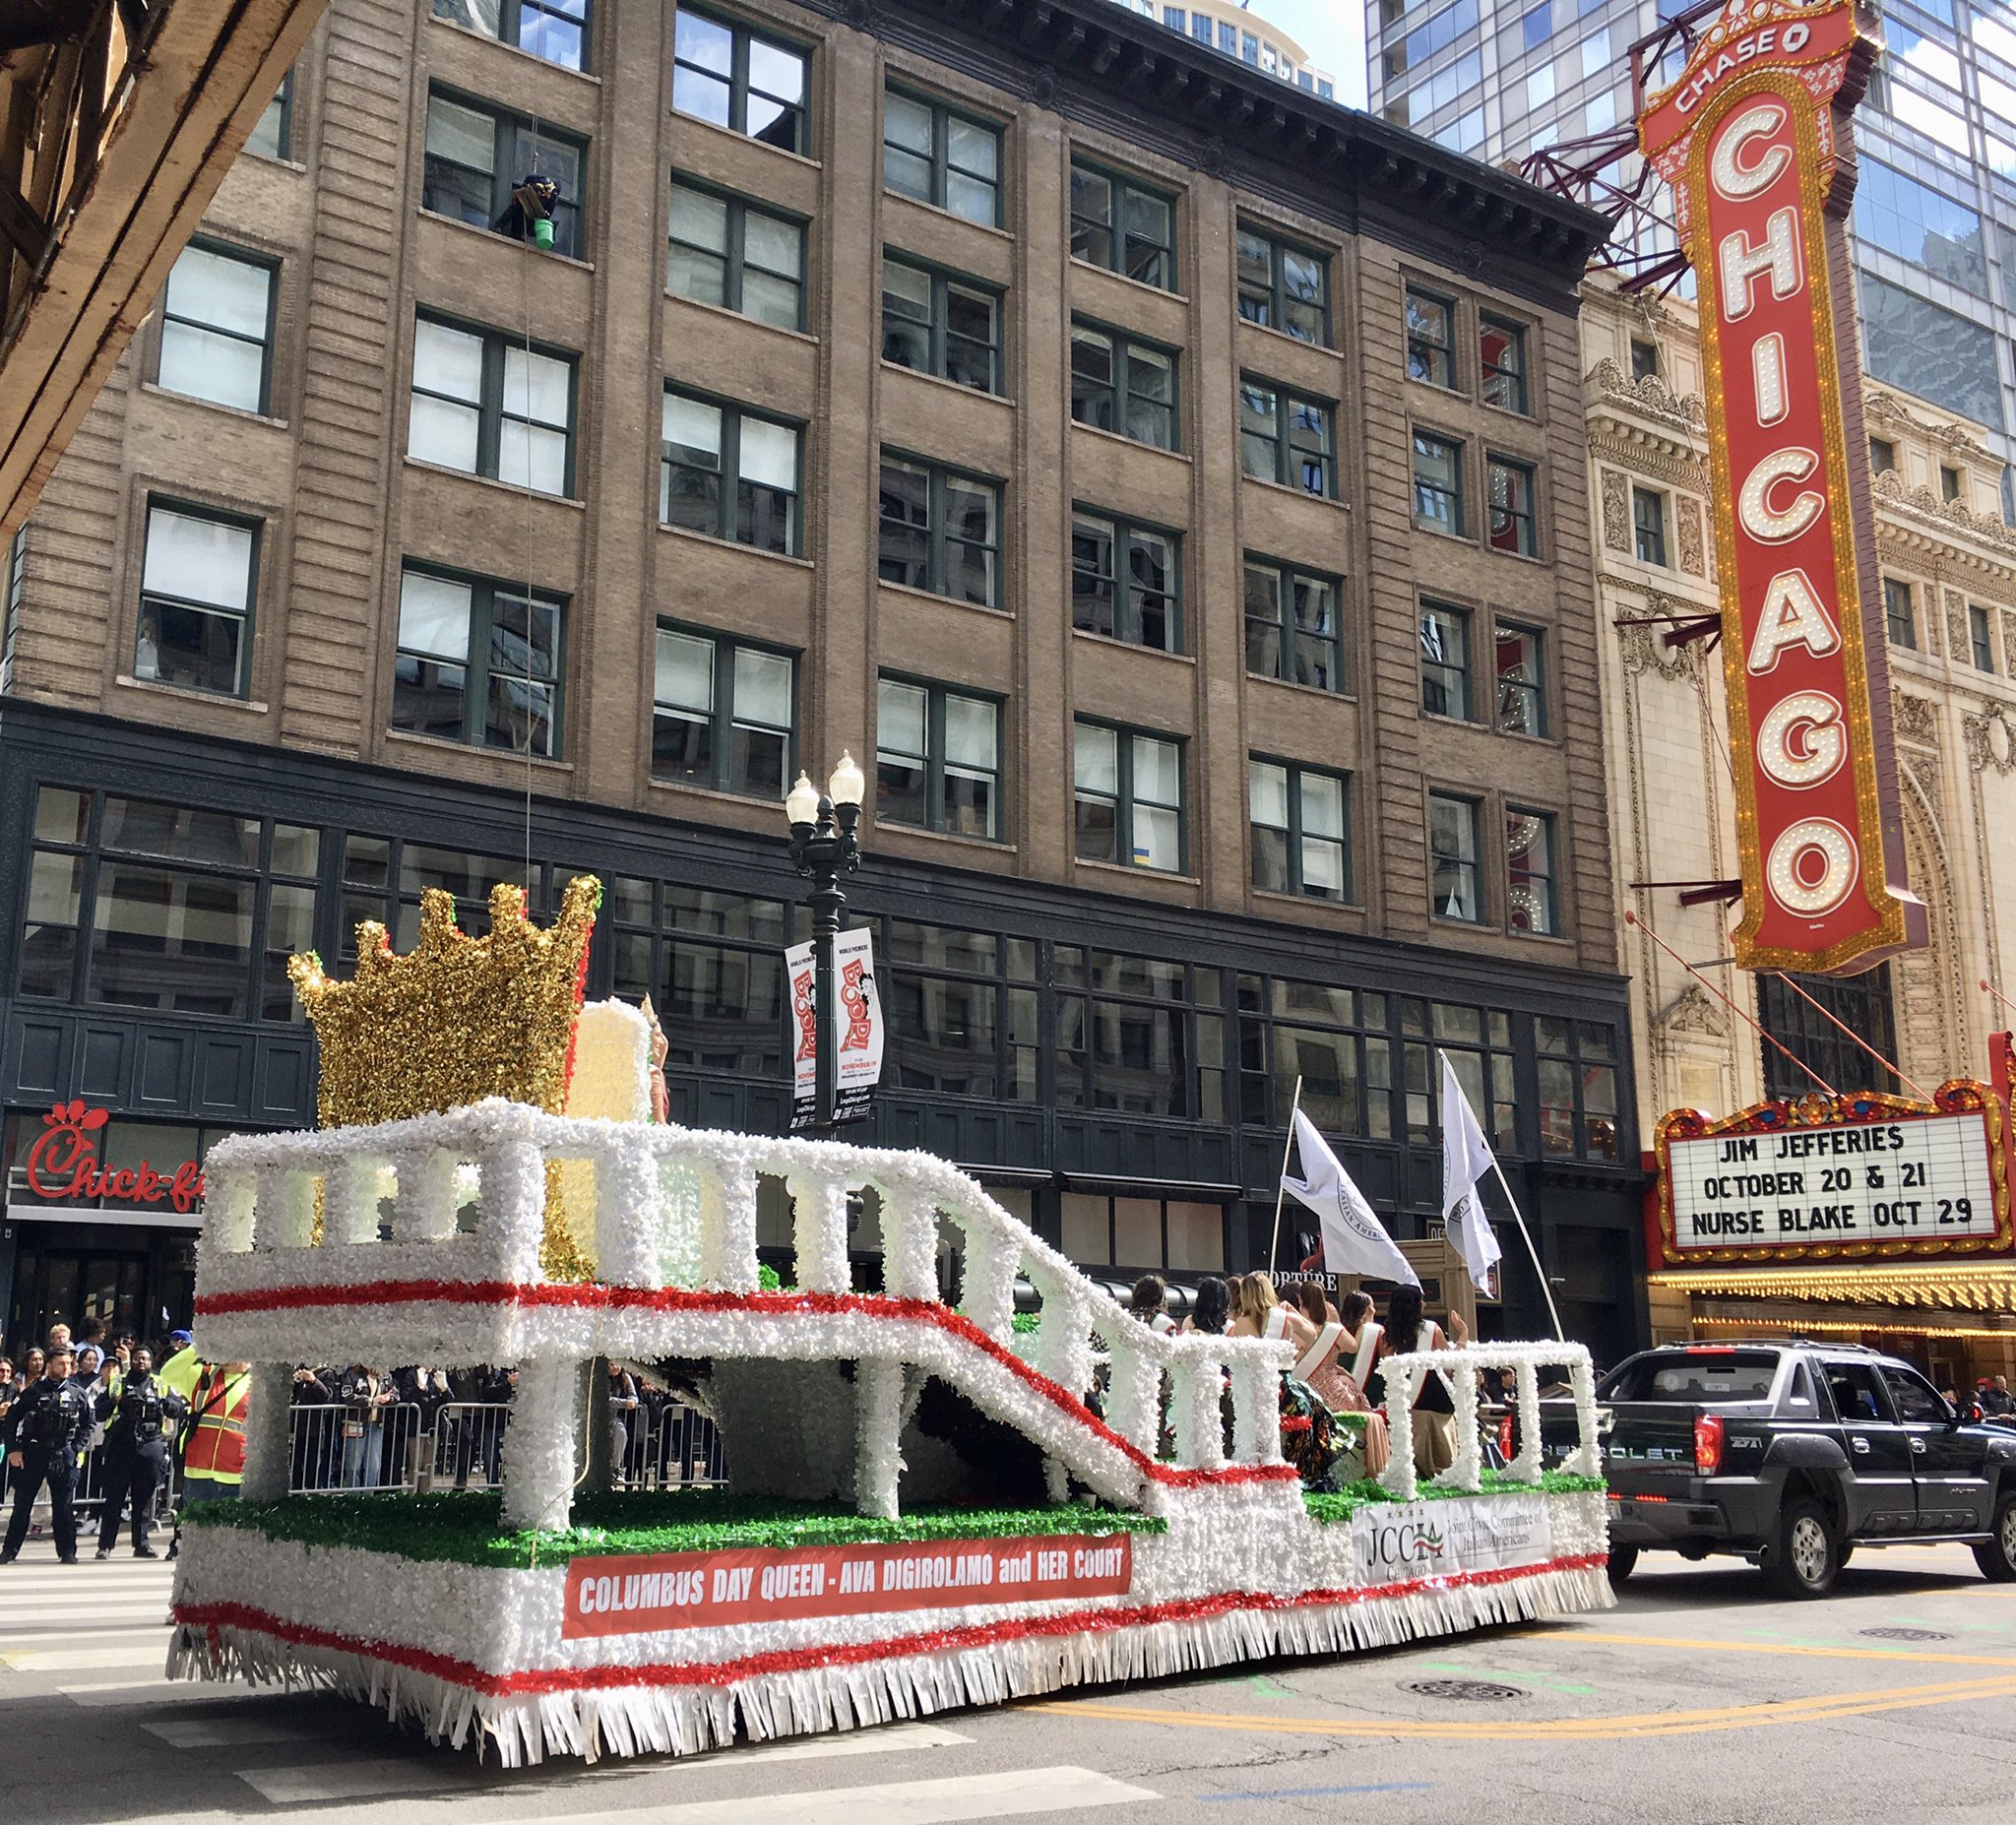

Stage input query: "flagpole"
[
  {"left": 1488, "top": 1156, "right": 1565, "bottom": 1343},
  {"left": 1266, "top": 1075, "right": 1305, "bottom": 1277}
]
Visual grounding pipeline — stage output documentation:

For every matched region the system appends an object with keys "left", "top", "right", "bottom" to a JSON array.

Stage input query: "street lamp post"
[{"left": 784, "top": 753, "right": 865, "bottom": 1139}]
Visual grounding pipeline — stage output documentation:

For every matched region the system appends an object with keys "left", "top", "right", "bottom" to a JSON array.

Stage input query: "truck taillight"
[
  {"left": 1694, "top": 1412, "right": 1725, "bottom": 1475},
  {"left": 1498, "top": 1415, "right": 1516, "bottom": 1460}
]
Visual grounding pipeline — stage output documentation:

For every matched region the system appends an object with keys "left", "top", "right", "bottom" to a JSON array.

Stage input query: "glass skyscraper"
[{"left": 1366, "top": 0, "right": 2016, "bottom": 517}]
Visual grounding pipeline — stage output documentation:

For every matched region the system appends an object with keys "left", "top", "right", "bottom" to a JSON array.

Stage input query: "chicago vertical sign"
[{"left": 1639, "top": 0, "right": 1924, "bottom": 975}]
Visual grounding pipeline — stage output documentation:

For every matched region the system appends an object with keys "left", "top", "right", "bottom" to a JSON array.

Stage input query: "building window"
[
  {"left": 1494, "top": 623, "right": 1545, "bottom": 736},
  {"left": 1069, "top": 160, "right": 1177, "bottom": 289},
  {"left": 1480, "top": 316, "right": 1528, "bottom": 413},
  {"left": 1070, "top": 323, "right": 1177, "bottom": 450},
  {"left": 1400, "top": 997, "right": 1517, "bottom": 1150},
  {"left": 422, "top": 91, "right": 585, "bottom": 256},
  {"left": 20, "top": 787, "right": 323, "bottom": 1022},
  {"left": 1074, "top": 722, "right": 1183, "bottom": 872},
  {"left": 1536, "top": 1016, "right": 1619, "bottom": 1159},
  {"left": 1071, "top": 511, "right": 1179, "bottom": 652},
  {"left": 1244, "top": 557, "right": 1342, "bottom": 691},
  {"left": 661, "top": 391, "right": 801, "bottom": 555},
  {"left": 1237, "top": 976, "right": 1394, "bottom": 1139},
  {"left": 391, "top": 566, "right": 562, "bottom": 757},
  {"left": 1239, "top": 378, "right": 1335, "bottom": 496},
  {"left": 667, "top": 180, "right": 804, "bottom": 331},
  {"left": 246, "top": 73, "right": 291, "bottom": 159},
  {"left": 1506, "top": 808, "right": 1556, "bottom": 935},
  {"left": 1060, "top": 1192, "right": 1225, "bottom": 1271},
  {"left": 1250, "top": 760, "right": 1350, "bottom": 901},
  {"left": 1056, "top": 949, "right": 1223, "bottom": 1121},
  {"left": 878, "top": 455, "right": 1002, "bottom": 607},
  {"left": 1486, "top": 455, "right": 1538, "bottom": 555},
  {"left": 1236, "top": 224, "right": 1328, "bottom": 344},
  {"left": 877, "top": 677, "right": 1001, "bottom": 840},
  {"left": 1632, "top": 485, "right": 1668, "bottom": 565},
  {"left": 1757, "top": 966, "right": 1897, "bottom": 1101},
  {"left": 880, "top": 254, "right": 1000, "bottom": 393},
  {"left": 1406, "top": 287, "right": 1456, "bottom": 387},
  {"left": 1412, "top": 430, "right": 1464, "bottom": 535},
  {"left": 671, "top": 8, "right": 807, "bottom": 153},
  {"left": 1418, "top": 602, "right": 1470, "bottom": 720},
  {"left": 1883, "top": 577, "right": 1916, "bottom": 650},
  {"left": 879, "top": 918, "right": 1038, "bottom": 1101},
  {"left": 1868, "top": 436, "right": 1896, "bottom": 474},
  {"left": 157, "top": 243, "right": 275, "bottom": 414},
  {"left": 1970, "top": 603, "right": 1995, "bottom": 672},
  {"left": 1428, "top": 791, "right": 1481, "bottom": 921},
  {"left": 135, "top": 503, "right": 257, "bottom": 698},
  {"left": 409, "top": 315, "right": 575, "bottom": 496},
  {"left": 652, "top": 626, "right": 793, "bottom": 798},
  {"left": 884, "top": 88, "right": 1000, "bottom": 224},
  {"left": 433, "top": 0, "right": 588, "bottom": 70},
  {"left": 1941, "top": 464, "right": 1963, "bottom": 502},
  {"left": 1628, "top": 337, "right": 1658, "bottom": 382}
]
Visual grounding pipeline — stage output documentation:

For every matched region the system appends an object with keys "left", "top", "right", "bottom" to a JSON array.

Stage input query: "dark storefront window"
[
  {"left": 1403, "top": 998, "right": 1517, "bottom": 1151},
  {"left": 1536, "top": 1015, "right": 1620, "bottom": 1160},
  {"left": 1757, "top": 967, "right": 1898, "bottom": 1101},
  {"left": 1060, "top": 1193, "right": 1225, "bottom": 1272},
  {"left": 879, "top": 920, "right": 1037, "bottom": 1101},
  {"left": 19, "top": 787, "right": 321, "bottom": 1021},
  {"left": 1054, "top": 948, "right": 1223, "bottom": 1120}
]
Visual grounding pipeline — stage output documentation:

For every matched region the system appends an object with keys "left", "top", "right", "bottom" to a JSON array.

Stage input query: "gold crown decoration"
[{"left": 289, "top": 876, "right": 603, "bottom": 1280}]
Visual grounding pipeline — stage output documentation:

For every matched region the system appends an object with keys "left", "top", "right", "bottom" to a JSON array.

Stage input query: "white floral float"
[{"left": 166, "top": 880, "right": 1612, "bottom": 1763}]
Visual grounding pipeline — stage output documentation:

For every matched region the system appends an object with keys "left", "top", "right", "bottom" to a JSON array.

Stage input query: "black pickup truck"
[{"left": 1592, "top": 1342, "right": 2016, "bottom": 1598}]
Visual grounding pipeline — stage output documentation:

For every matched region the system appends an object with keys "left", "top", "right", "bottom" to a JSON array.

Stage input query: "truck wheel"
[
  {"left": 1763, "top": 1497, "right": 1839, "bottom": 1599},
  {"left": 1606, "top": 1544, "right": 1638, "bottom": 1587},
  {"left": 1973, "top": 1494, "right": 2016, "bottom": 1582}
]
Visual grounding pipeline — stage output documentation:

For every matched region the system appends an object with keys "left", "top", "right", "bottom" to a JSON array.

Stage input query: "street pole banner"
[
  {"left": 788, "top": 927, "right": 884, "bottom": 1129},
  {"left": 1637, "top": 0, "right": 1924, "bottom": 975},
  {"left": 561, "top": 1532, "right": 1134, "bottom": 1639}
]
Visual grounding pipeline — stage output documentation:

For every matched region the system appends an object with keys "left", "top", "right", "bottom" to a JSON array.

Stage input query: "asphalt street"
[{"left": 3, "top": 1538, "right": 2013, "bottom": 1824}]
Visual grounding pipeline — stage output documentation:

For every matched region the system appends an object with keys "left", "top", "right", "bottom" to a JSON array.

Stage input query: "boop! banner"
[{"left": 562, "top": 1533, "right": 1135, "bottom": 1639}]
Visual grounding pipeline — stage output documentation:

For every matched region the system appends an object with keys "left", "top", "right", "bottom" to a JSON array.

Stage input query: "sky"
[{"left": 1255, "top": 0, "right": 1370, "bottom": 108}]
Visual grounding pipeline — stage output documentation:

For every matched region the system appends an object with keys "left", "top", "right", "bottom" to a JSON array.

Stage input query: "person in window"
[{"left": 494, "top": 174, "right": 560, "bottom": 248}]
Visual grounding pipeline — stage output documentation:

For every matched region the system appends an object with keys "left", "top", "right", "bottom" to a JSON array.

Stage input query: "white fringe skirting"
[{"left": 165, "top": 1560, "right": 1611, "bottom": 1767}]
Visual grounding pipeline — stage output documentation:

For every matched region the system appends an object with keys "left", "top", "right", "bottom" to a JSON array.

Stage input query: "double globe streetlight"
[{"left": 783, "top": 752, "right": 865, "bottom": 1139}]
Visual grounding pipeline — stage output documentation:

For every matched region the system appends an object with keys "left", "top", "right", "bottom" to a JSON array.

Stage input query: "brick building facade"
[{"left": 0, "top": 0, "right": 1644, "bottom": 1359}]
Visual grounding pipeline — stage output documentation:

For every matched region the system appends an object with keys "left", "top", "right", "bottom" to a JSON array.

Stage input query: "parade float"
[{"left": 166, "top": 877, "right": 1612, "bottom": 1763}]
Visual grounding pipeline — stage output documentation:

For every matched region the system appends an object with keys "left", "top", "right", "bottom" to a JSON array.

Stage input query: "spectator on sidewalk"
[
  {"left": 94, "top": 1348, "right": 184, "bottom": 1559},
  {"left": 608, "top": 1363, "right": 640, "bottom": 1487},
  {"left": 1, "top": 1347, "right": 94, "bottom": 1564},
  {"left": 336, "top": 1366, "right": 392, "bottom": 1489},
  {"left": 289, "top": 1365, "right": 337, "bottom": 1491}
]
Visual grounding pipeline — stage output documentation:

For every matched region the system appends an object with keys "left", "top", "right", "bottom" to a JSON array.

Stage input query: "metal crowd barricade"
[
  {"left": 286, "top": 1402, "right": 423, "bottom": 1494},
  {"left": 640, "top": 1401, "right": 728, "bottom": 1489},
  {"left": 431, "top": 1402, "right": 510, "bottom": 1490}
]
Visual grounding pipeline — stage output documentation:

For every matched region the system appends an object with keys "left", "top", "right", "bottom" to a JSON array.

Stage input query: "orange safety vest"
[{"left": 182, "top": 1367, "right": 250, "bottom": 1483}]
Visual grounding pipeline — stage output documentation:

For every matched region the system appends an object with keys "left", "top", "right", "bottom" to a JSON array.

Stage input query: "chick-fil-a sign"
[
  {"left": 562, "top": 1532, "right": 1134, "bottom": 1640},
  {"left": 1640, "top": 0, "right": 1922, "bottom": 975},
  {"left": 21, "top": 1101, "right": 206, "bottom": 1213}
]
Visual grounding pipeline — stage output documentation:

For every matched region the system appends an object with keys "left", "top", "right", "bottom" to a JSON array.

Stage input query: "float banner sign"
[
  {"left": 1352, "top": 1495, "right": 1551, "bottom": 1584},
  {"left": 1639, "top": 0, "right": 1923, "bottom": 975},
  {"left": 562, "top": 1532, "right": 1134, "bottom": 1639},
  {"left": 787, "top": 926, "right": 884, "bottom": 1129},
  {"left": 1654, "top": 1083, "right": 2011, "bottom": 1265}
]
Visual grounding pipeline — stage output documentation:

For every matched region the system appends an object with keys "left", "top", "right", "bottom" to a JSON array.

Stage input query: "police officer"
[
  {"left": 0, "top": 1346, "right": 94, "bottom": 1564},
  {"left": 94, "top": 1347, "right": 184, "bottom": 1560}
]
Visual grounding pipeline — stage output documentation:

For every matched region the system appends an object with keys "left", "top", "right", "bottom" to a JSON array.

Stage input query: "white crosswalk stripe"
[
  {"left": 145, "top": 1713, "right": 327, "bottom": 1750},
  {"left": 235, "top": 1759, "right": 475, "bottom": 1804},
  {"left": 62, "top": 1679, "right": 245, "bottom": 1704},
  {"left": 3, "top": 1622, "right": 168, "bottom": 1645},
  {"left": 8, "top": 1641, "right": 167, "bottom": 1669}
]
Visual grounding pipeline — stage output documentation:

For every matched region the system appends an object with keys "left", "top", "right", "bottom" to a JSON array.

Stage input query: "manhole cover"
[
  {"left": 1859, "top": 1627, "right": 1949, "bottom": 1642},
  {"left": 1404, "top": 1678, "right": 1529, "bottom": 1702}
]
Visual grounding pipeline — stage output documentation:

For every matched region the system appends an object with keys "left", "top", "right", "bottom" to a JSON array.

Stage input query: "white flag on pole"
[
  {"left": 1282, "top": 1109, "right": 1419, "bottom": 1288},
  {"left": 1439, "top": 1050, "right": 1504, "bottom": 1286}
]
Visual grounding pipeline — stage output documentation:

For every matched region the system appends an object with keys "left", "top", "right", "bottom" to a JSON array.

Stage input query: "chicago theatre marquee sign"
[{"left": 1640, "top": 0, "right": 1925, "bottom": 975}]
